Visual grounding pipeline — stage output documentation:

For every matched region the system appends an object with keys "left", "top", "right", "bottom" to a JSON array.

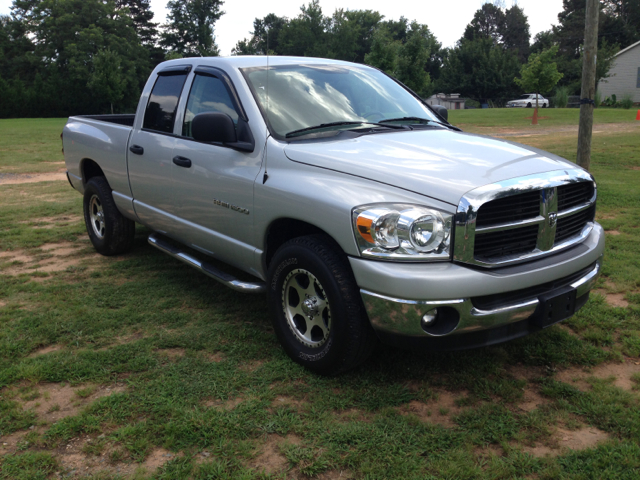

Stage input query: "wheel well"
[
  {"left": 265, "top": 219, "right": 335, "bottom": 268},
  {"left": 81, "top": 159, "right": 105, "bottom": 185}
]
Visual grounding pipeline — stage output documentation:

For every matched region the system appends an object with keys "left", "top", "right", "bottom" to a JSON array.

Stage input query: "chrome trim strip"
[
  {"left": 557, "top": 201, "right": 593, "bottom": 218},
  {"left": 148, "top": 233, "right": 266, "bottom": 293},
  {"left": 454, "top": 169, "right": 596, "bottom": 268},
  {"left": 360, "top": 289, "right": 465, "bottom": 306},
  {"left": 361, "top": 258, "right": 601, "bottom": 338},
  {"left": 475, "top": 215, "right": 545, "bottom": 234}
]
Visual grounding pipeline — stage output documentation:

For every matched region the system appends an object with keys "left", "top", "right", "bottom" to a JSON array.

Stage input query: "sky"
[{"left": 0, "top": 0, "right": 565, "bottom": 55}]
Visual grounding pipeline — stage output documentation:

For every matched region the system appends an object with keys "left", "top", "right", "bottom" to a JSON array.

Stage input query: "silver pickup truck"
[{"left": 62, "top": 56, "right": 604, "bottom": 375}]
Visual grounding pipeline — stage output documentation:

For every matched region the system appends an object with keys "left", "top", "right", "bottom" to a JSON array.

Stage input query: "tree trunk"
[
  {"left": 532, "top": 93, "right": 539, "bottom": 125},
  {"left": 110, "top": 103, "right": 114, "bottom": 115},
  {"left": 576, "top": 0, "right": 599, "bottom": 171}
]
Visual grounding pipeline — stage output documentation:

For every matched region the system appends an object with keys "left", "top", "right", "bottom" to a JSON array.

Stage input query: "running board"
[{"left": 148, "top": 233, "right": 266, "bottom": 294}]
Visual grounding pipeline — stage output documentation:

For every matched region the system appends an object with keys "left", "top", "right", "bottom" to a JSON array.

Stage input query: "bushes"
[
  {"left": 601, "top": 93, "right": 636, "bottom": 109},
  {"left": 553, "top": 86, "right": 569, "bottom": 108}
]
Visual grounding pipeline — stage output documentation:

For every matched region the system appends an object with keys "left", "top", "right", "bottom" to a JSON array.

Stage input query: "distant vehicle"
[{"left": 506, "top": 94, "right": 549, "bottom": 108}]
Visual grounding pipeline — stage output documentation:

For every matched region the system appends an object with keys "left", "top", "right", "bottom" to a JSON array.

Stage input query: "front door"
[{"left": 170, "top": 67, "right": 263, "bottom": 267}]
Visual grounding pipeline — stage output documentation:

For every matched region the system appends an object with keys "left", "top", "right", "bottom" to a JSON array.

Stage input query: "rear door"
[
  {"left": 127, "top": 65, "right": 190, "bottom": 230},
  {"left": 170, "top": 66, "right": 262, "bottom": 265}
]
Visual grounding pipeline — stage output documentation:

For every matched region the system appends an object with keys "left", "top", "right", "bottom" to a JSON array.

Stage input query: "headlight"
[{"left": 352, "top": 204, "right": 452, "bottom": 261}]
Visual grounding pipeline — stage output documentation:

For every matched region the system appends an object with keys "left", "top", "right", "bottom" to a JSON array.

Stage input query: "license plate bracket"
[{"left": 534, "top": 286, "right": 577, "bottom": 328}]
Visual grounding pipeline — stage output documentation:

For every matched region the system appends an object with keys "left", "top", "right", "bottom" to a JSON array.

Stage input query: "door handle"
[
  {"left": 129, "top": 144, "right": 144, "bottom": 155},
  {"left": 172, "top": 156, "right": 192, "bottom": 168}
]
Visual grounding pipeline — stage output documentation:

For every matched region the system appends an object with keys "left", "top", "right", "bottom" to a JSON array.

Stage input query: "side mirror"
[
  {"left": 432, "top": 105, "right": 448, "bottom": 122},
  {"left": 192, "top": 112, "right": 237, "bottom": 143}
]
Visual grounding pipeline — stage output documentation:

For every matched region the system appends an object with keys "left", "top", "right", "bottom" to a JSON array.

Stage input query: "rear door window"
[
  {"left": 182, "top": 74, "right": 239, "bottom": 138},
  {"left": 143, "top": 73, "right": 189, "bottom": 134}
]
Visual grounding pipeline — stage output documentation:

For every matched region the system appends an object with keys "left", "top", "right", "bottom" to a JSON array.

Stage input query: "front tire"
[
  {"left": 83, "top": 177, "right": 135, "bottom": 256},
  {"left": 267, "top": 235, "right": 377, "bottom": 375}
]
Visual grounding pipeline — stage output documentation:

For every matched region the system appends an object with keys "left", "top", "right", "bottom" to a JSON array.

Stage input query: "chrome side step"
[{"left": 148, "top": 233, "right": 266, "bottom": 294}]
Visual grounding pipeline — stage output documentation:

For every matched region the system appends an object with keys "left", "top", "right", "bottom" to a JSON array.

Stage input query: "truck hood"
[{"left": 283, "top": 129, "right": 575, "bottom": 206}]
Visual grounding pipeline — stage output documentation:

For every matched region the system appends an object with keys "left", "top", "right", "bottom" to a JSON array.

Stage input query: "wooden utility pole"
[{"left": 576, "top": 0, "right": 600, "bottom": 171}]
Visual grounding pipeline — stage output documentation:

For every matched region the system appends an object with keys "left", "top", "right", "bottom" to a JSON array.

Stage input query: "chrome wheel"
[
  {"left": 89, "top": 194, "right": 105, "bottom": 239},
  {"left": 282, "top": 268, "right": 331, "bottom": 348}
]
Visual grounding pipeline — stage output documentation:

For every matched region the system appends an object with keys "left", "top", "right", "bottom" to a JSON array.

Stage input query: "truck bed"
[{"left": 76, "top": 114, "right": 136, "bottom": 127}]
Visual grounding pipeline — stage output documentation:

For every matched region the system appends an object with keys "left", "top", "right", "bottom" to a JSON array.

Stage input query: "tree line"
[{"left": 0, "top": 0, "right": 638, "bottom": 118}]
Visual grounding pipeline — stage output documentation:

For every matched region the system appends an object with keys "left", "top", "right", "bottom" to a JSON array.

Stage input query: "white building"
[
  {"left": 598, "top": 39, "right": 640, "bottom": 103},
  {"left": 425, "top": 93, "right": 466, "bottom": 110}
]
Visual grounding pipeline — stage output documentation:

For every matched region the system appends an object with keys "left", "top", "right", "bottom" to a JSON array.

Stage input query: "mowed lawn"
[{"left": 0, "top": 111, "right": 639, "bottom": 480}]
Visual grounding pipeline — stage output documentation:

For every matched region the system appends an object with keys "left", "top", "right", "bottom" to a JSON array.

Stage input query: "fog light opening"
[{"left": 421, "top": 307, "right": 460, "bottom": 336}]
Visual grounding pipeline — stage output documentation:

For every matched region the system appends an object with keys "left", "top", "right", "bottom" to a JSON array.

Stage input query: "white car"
[{"left": 506, "top": 94, "right": 549, "bottom": 108}]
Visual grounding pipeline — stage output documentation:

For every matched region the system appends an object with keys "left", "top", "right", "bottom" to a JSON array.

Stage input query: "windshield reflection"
[{"left": 243, "top": 64, "right": 438, "bottom": 138}]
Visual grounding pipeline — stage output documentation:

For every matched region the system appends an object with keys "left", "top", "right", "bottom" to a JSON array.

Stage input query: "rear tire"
[
  {"left": 527, "top": 102, "right": 532, "bottom": 108},
  {"left": 267, "top": 235, "right": 378, "bottom": 375},
  {"left": 83, "top": 177, "right": 135, "bottom": 256}
]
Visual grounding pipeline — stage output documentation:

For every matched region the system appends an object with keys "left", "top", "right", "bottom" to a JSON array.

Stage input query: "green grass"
[
  {"left": 1, "top": 113, "right": 639, "bottom": 479},
  {"left": 449, "top": 107, "right": 640, "bottom": 128},
  {"left": 0, "top": 118, "right": 67, "bottom": 174}
]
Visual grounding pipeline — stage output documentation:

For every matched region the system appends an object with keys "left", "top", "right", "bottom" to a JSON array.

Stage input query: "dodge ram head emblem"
[{"left": 548, "top": 212, "right": 557, "bottom": 228}]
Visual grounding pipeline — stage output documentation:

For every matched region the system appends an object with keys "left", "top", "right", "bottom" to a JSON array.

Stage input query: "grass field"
[{"left": 0, "top": 111, "right": 639, "bottom": 479}]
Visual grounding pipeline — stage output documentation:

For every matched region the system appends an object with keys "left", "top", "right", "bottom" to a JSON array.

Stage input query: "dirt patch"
[
  {"left": 249, "top": 434, "right": 301, "bottom": 475},
  {"left": 605, "top": 230, "right": 621, "bottom": 236},
  {"left": 597, "top": 213, "right": 618, "bottom": 220},
  {"left": 271, "top": 395, "right": 307, "bottom": 411},
  {"left": 157, "top": 348, "right": 186, "bottom": 359},
  {"left": 203, "top": 396, "right": 243, "bottom": 410},
  {"left": 21, "top": 383, "right": 127, "bottom": 425},
  {"left": 466, "top": 122, "right": 640, "bottom": 139},
  {"left": 592, "top": 289, "right": 629, "bottom": 308},
  {"left": 398, "top": 390, "right": 465, "bottom": 428},
  {"left": 203, "top": 351, "right": 224, "bottom": 362},
  {"left": 523, "top": 426, "right": 609, "bottom": 457},
  {"left": 0, "top": 242, "right": 87, "bottom": 276},
  {"left": 21, "top": 215, "right": 82, "bottom": 229},
  {"left": 518, "top": 387, "right": 550, "bottom": 412},
  {"left": 53, "top": 443, "right": 179, "bottom": 478},
  {"left": 557, "top": 361, "right": 640, "bottom": 392},
  {"left": 240, "top": 359, "right": 265, "bottom": 373},
  {"left": 0, "top": 172, "right": 67, "bottom": 185},
  {"left": 315, "top": 470, "right": 353, "bottom": 479},
  {"left": 28, "top": 344, "right": 62, "bottom": 358}
]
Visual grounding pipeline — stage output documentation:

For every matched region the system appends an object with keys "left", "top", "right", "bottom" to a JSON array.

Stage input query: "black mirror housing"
[
  {"left": 192, "top": 112, "right": 237, "bottom": 144},
  {"left": 432, "top": 105, "right": 448, "bottom": 122}
]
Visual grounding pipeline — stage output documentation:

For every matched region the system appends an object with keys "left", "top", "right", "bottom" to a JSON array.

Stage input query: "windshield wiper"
[
  {"left": 380, "top": 116, "right": 461, "bottom": 131},
  {"left": 285, "top": 121, "right": 404, "bottom": 138}
]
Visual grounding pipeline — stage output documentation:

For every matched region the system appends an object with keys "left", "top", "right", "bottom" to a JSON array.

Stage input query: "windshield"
[
  {"left": 242, "top": 64, "right": 440, "bottom": 138},
  {"left": 519, "top": 95, "right": 531, "bottom": 99}
]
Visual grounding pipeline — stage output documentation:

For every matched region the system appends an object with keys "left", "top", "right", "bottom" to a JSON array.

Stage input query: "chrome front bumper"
[{"left": 360, "top": 258, "right": 601, "bottom": 338}]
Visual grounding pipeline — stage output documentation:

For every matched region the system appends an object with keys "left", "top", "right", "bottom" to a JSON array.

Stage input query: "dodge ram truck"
[{"left": 62, "top": 56, "right": 605, "bottom": 375}]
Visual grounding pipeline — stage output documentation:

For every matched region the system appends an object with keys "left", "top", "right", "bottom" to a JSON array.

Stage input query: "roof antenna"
[{"left": 262, "top": 27, "right": 270, "bottom": 184}]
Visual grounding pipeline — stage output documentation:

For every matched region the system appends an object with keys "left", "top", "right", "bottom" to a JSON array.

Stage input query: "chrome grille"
[
  {"left": 476, "top": 191, "right": 540, "bottom": 227},
  {"left": 454, "top": 169, "right": 597, "bottom": 268},
  {"left": 558, "top": 182, "right": 595, "bottom": 211}
]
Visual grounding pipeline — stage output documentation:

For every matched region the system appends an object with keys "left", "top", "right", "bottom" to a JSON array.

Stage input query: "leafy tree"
[
  {"left": 364, "top": 26, "right": 400, "bottom": 75},
  {"left": 502, "top": 5, "right": 530, "bottom": 63},
  {"left": 326, "top": 9, "right": 382, "bottom": 62},
  {"left": 463, "top": 3, "right": 505, "bottom": 43},
  {"left": 160, "top": 0, "right": 225, "bottom": 57},
  {"left": 9, "top": 0, "right": 148, "bottom": 116},
  {"left": 115, "top": 0, "right": 157, "bottom": 47},
  {"left": 278, "top": 0, "right": 329, "bottom": 57},
  {"left": 437, "top": 37, "right": 521, "bottom": 101},
  {"left": 233, "top": 13, "right": 287, "bottom": 55},
  {"left": 88, "top": 49, "right": 128, "bottom": 114},
  {"left": 365, "top": 21, "right": 437, "bottom": 97},
  {"left": 515, "top": 46, "right": 564, "bottom": 109}
]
